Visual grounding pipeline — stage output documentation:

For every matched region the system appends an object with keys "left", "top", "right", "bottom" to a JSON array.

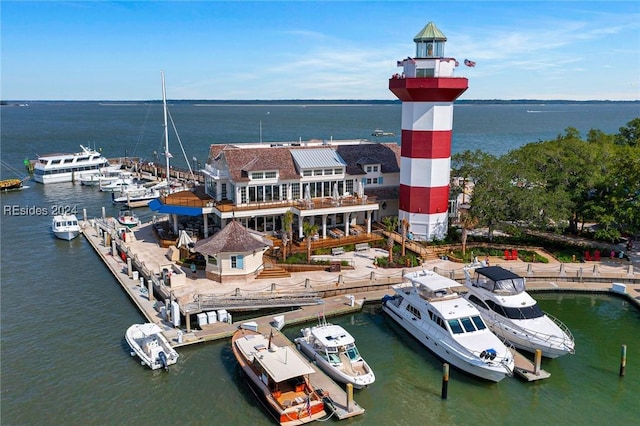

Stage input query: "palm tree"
[
  {"left": 282, "top": 211, "right": 293, "bottom": 260},
  {"left": 401, "top": 217, "right": 410, "bottom": 257},
  {"left": 460, "top": 211, "right": 479, "bottom": 257},
  {"left": 302, "top": 220, "right": 318, "bottom": 264},
  {"left": 382, "top": 216, "right": 398, "bottom": 264}
]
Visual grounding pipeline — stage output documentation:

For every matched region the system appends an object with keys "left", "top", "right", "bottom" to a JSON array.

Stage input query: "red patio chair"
[
  {"left": 511, "top": 249, "right": 518, "bottom": 260},
  {"left": 594, "top": 250, "right": 601, "bottom": 261},
  {"left": 504, "top": 249, "right": 510, "bottom": 260},
  {"left": 584, "top": 251, "right": 592, "bottom": 261}
]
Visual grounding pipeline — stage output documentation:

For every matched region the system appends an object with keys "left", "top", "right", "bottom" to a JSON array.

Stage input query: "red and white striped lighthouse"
[{"left": 389, "top": 22, "right": 468, "bottom": 241}]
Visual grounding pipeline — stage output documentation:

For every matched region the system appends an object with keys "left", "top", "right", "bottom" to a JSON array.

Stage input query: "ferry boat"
[
  {"left": 232, "top": 327, "right": 327, "bottom": 426},
  {"left": 33, "top": 145, "right": 112, "bottom": 184},
  {"left": 382, "top": 270, "right": 514, "bottom": 382},
  {"left": 463, "top": 265, "right": 575, "bottom": 358},
  {"left": 52, "top": 214, "right": 81, "bottom": 240},
  {"left": 295, "top": 316, "right": 375, "bottom": 389},
  {"left": 125, "top": 323, "right": 179, "bottom": 370}
]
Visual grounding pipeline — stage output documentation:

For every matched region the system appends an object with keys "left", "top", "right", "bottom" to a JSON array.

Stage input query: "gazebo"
[{"left": 193, "top": 220, "right": 272, "bottom": 283}]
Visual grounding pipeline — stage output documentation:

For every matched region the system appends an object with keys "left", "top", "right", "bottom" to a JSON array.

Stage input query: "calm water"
[{"left": 1, "top": 102, "right": 639, "bottom": 425}]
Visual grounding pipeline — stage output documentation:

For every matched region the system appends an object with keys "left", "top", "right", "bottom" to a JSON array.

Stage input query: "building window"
[
  {"left": 240, "top": 187, "right": 247, "bottom": 203},
  {"left": 264, "top": 171, "right": 276, "bottom": 179},
  {"left": 251, "top": 171, "right": 264, "bottom": 180},
  {"left": 324, "top": 169, "right": 333, "bottom": 175},
  {"left": 292, "top": 183, "right": 300, "bottom": 199},
  {"left": 345, "top": 180, "right": 353, "bottom": 194},
  {"left": 231, "top": 255, "right": 244, "bottom": 269},
  {"left": 373, "top": 165, "right": 379, "bottom": 172},
  {"left": 313, "top": 169, "right": 323, "bottom": 176},
  {"left": 208, "top": 256, "right": 217, "bottom": 265},
  {"left": 334, "top": 168, "right": 342, "bottom": 175},
  {"left": 221, "top": 183, "right": 227, "bottom": 199},
  {"left": 303, "top": 170, "right": 312, "bottom": 177},
  {"left": 366, "top": 166, "right": 372, "bottom": 173}
]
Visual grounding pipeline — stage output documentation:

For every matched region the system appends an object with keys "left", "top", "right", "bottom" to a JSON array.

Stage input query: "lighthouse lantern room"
[{"left": 389, "top": 22, "right": 468, "bottom": 241}]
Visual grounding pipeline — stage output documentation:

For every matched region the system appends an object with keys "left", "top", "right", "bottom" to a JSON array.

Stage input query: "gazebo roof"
[{"left": 194, "top": 220, "right": 272, "bottom": 256}]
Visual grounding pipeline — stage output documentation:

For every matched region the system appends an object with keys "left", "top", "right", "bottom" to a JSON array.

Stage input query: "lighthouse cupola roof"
[{"left": 413, "top": 22, "right": 447, "bottom": 58}]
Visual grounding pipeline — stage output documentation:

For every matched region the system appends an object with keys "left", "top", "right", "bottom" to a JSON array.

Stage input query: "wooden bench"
[
  {"left": 355, "top": 243, "right": 370, "bottom": 251},
  {"left": 332, "top": 247, "right": 345, "bottom": 256}
]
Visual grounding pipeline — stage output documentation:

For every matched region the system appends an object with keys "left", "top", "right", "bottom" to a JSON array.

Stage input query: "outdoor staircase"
[{"left": 256, "top": 266, "right": 291, "bottom": 279}]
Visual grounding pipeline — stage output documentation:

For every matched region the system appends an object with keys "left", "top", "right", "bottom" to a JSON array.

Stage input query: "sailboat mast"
[{"left": 161, "top": 70, "right": 170, "bottom": 187}]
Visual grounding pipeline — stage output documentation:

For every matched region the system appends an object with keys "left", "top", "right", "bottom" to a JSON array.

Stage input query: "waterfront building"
[
  {"left": 151, "top": 139, "right": 401, "bottom": 243},
  {"left": 389, "top": 22, "right": 468, "bottom": 241}
]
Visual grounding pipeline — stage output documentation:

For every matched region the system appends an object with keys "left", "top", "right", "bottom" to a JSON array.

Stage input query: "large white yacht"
[
  {"left": 33, "top": 145, "right": 112, "bottom": 184},
  {"left": 382, "top": 270, "right": 514, "bottom": 382},
  {"left": 463, "top": 265, "right": 575, "bottom": 358}
]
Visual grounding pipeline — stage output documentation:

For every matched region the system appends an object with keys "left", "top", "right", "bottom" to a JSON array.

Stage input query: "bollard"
[
  {"left": 620, "top": 344, "right": 627, "bottom": 377},
  {"left": 534, "top": 349, "right": 542, "bottom": 376},
  {"left": 147, "top": 279, "right": 154, "bottom": 302},
  {"left": 441, "top": 363, "right": 449, "bottom": 399},
  {"left": 346, "top": 383, "right": 353, "bottom": 412}
]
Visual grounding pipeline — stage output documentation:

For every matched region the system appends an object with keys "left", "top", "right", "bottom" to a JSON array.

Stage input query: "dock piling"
[
  {"left": 534, "top": 349, "right": 542, "bottom": 376},
  {"left": 620, "top": 344, "right": 627, "bottom": 376},
  {"left": 346, "top": 383, "right": 353, "bottom": 412},
  {"left": 441, "top": 363, "right": 449, "bottom": 399}
]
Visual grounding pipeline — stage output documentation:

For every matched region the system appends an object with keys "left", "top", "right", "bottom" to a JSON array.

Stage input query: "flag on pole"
[
  {"left": 165, "top": 151, "right": 173, "bottom": 158},
  {"left": 464, "top": 59, "right": 476, "bottom": 67}
]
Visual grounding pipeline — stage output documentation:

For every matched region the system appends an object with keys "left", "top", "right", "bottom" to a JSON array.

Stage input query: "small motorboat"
[
  {"left": 0, "top": 178, "right": 25, "bottom": 192},
  {"left": 117, "top": 209, "right": 140, "bottom": 228},
  {"left": 382, "top": 269, "right": 514, "bottom": 382},
  {"left": 51, "top": 214, "right": 81, "bottom": 240},
  {"left": 125, "top": 323, "right": 179, "bottom": 370},
  {"left": 232, "top": 326, "right": 326, "bottom": 425},
  {"left": 463, "top": 265, "right": 575, "bottom": 358},
  {"left": 295, "top": 316, "right": 375, "bottom": 389}
]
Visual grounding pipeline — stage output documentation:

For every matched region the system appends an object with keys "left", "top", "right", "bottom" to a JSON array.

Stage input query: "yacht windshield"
[
  {"left": 502, "top": 304, "right": 544, "bottom": 319},
  {"left": 448, "top": 315, "right": 487, "bottom": 334}
]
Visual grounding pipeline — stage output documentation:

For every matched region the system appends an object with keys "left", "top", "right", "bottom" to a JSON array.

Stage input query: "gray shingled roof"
[
  {"left": 206, "top": 142, "right": 401, "bottom": 182},
  {"left": 194, "top": 220, "right": 272, "bottom": 256}
]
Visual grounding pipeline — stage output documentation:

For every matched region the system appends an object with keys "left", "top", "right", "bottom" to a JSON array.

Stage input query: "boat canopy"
[
  {"left": 235, "top": 334, "right": 315, "bottom": 383},
  {"left": 474, "top": 266, "right": 525, "bottom": 294}
]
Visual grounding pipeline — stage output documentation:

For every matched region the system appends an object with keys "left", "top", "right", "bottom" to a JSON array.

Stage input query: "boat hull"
[
  {"left": 231, "top": 329, "right": 326, "bottom": 426},
  {"left": 125, "top": 324, "right": 179, "bottom": 370},
  {"left": 295, "top": 337, "right": 375, "bottom": 389},
  {"left": 382, "top": 300, "right": 509, "bottom": 383},
  {"left": 53, "top": 230, "right": 80, "bottom": 241}
]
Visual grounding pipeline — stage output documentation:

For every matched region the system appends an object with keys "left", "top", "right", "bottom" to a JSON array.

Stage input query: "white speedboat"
[
  {"left": 112, "top": 185, "right": 160, "bottom": 208},
  {"left": 463, "top": 265, "right": 575, "bottom": 358},
  {"left": 295, "top": 317, "right": 375, "bottom": 389},
  {"left": 125, "top": 323, "right": 179, "bottom": 370},
  {"left": 52, "top": 214, "right": 81, "bottom": 240},
  {"left": 117, "top": 209, "right": 140, "bottom": 228},
  {"left": 232, "top": 327, "right": 327, "bottom": 426},
  {"left": 33, "top": 145, "right": 112, "bottom": 184},
  {"left": 382, "top": 270, "right": 514, "bottom": 382}
]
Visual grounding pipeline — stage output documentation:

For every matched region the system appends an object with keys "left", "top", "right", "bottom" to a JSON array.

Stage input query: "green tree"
[
  {"left": 382, "top": 216, "right": 398, "bottom": 263},
  {"left": 302, "top": 220, "right": 318, "bottom": 264},
  {"left": 282, "top": 211, "right": 293, "bottom": 260},
  {"left": 616, "top": 117, "right": 640, "bottom": 147}
]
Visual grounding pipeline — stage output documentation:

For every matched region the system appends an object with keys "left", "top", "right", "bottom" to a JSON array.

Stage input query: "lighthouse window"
[{"left": 416, "top": 68, "right": 435, "bottom": 78}]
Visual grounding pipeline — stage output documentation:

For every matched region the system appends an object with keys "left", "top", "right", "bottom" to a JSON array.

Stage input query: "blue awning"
[{"left": 148, "top": 198, "right": 202, "bottom": 216}]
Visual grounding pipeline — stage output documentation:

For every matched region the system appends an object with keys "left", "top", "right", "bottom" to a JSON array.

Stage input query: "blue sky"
[{"left": 2, "top": 1, "right": 639, "bottom": 101}]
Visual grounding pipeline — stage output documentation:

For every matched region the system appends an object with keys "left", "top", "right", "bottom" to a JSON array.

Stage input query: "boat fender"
[{"left": 480, "top": 350, "right": 487, "bottom": 359}]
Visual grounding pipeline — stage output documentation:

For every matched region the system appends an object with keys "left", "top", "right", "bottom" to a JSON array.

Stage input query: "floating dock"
[{"left": 511, "top": 349, "right": 551, "bottom": 381}]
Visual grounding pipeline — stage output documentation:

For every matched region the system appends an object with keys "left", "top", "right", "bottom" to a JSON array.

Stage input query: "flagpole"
[{"left": 161, "top": 70, "right": 170, "bottom": 188}]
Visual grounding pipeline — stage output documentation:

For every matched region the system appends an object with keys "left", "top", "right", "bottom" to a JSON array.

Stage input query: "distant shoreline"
[{"left": 2, "top": 99, "right": 639, "bottom": 106}]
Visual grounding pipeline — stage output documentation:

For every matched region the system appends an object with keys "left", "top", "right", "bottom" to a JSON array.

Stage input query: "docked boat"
[
  {"left": 382, "top": 270, "right": 514, "bottom": 382},
  {"left": 231, "top": 327, "right": 327, "bottom": 426},
  {"left": 99, "top": 172, "right": 135, "bottom": 192},
  {"left": 125, "top": 323, "right": 179, "bottom": 370},
  {"left": 463, "top": 265, "right": 575, "bottom": 358},
  {"left": 78, "top": 166, "right": 126, "bottom": 186},
  {"left": 51, "top": 214, "right": 81, "bottom": 240},
  {"left": 117, "top": 209, "right": 140, "bottom": 228},
  {"left": 371, "top": 128, "right": 395, "bottom": 137},
  {"left": 295, "top": 317, "right": 375, "bottom": 389},
  {"left": 112, "top": 185, "right": 161, "bottom": 208},
  {"left": 33, "top": 145, "right": 112, "bottom": 184},
  {"left": 0, "top": 178, "right": 25, "bottom": 192}
]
